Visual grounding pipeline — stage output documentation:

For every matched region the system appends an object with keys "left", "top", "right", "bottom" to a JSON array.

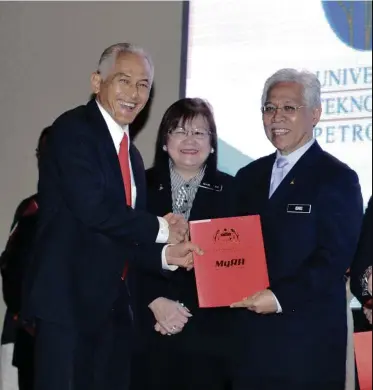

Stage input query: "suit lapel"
[
  {"left": 85, "top": 99, "right": 124, "bottom": 190},
  {"left": 189, "top": 166, "right": 219, "bottom": 221},
  {"left": 148, "top": 164, "right": 173, "bottom": 216},
  {"left": 251, "top": 154, "right": 276, "bottom": 213},
  {"left": 260, "top": 154, "right": 276, "bottom": 202},
  {"left": 129, "top": 145, "right": 147, "bottom": 210},
  {"left": 148, "top": 164, "right": 222, "bottom": 220}
]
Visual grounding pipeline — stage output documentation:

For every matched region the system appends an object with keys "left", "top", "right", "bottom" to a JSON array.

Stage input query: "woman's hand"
[
  {"left": 363, "top": 307, "right": 372, "bottom": 324},
  {"left": 149, "top": 297, "right": 192, "bottom": 335}
]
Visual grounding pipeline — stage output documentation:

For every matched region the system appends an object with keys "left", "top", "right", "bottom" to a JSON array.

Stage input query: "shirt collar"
[
  {"left": 276, "top": 138, "right": 315, "bottom": 166},
  {"left": 96, "top": 100, "right": 129, "bottom": 149},
  {"left": 169, "top": 159, "right": 206, "bottom": 187}
]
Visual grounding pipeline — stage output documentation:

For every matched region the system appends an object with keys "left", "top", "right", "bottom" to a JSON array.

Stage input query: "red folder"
[
  {"left": 354, "top": 331, "right": 372, "bottom": 390},
  {"left": 189, "top": 215, "right": 269, "bottom": 308}
]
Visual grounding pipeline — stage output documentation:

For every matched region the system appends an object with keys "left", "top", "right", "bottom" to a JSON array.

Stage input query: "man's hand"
[
  {"left": 149, "top": 297, "right": 192, "bottom": 335},
  {"left": 165, "top": 242, "right": 203, "bottom": 270},
  {"left": 230, "top": 289, "right": 278, "bottom": 314},
  {"left": 363, "top": 307, "right": 372, "bottom": 324},
  {"left": 164, "top": 213, "right": 189, "bottom": 244}
]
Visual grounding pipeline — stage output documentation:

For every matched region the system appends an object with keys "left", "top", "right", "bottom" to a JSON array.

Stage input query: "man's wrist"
[
  {"left": 269, "top": 290, "right": 283, "bottom": 313},
  {"left": 156, "top": 217, "right": 169, "bottom": 243},
  {"left": 161, "top": 245, "right": 178, "bottom": 271}
]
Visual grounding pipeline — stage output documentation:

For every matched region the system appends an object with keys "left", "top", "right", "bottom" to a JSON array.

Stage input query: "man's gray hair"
[
  {"left": 97, "top": 42, "right": 154, "bottom": 82},
  {"left": 261, "top": 68, "right": 321, "bottom": 108}
]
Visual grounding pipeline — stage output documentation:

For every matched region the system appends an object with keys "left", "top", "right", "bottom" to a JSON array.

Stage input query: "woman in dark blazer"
[
  {"left": 350, "top": 197, "right": 372, "bottom": 390},
  {"left": 351, "top": 196, "right": 372, "bottom": 314},
  {"left": 130, "top": 98, "right": 237, "bottom": 390}
]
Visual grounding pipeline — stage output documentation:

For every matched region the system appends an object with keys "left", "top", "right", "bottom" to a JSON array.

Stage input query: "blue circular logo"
[{"left": 322, "top": 1, "right": 372, "bottom": 51}]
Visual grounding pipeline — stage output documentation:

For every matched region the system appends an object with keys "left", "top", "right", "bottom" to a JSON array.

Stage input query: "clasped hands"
[
  {"left": 149, "top": 214, "right": 202, "bottom": 336},
  {"left": 164, "top": 213, "right": 189, "bottom": 245},
  {"left": 149, "top": 297, "right": 192, "bottom": 336},
  {"left": 163, "top": 213, "right": 203, "bottom": 271}
]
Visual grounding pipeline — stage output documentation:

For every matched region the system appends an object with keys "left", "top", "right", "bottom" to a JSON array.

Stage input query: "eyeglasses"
[
  {"left": 261, "top": 104, "right": 306, "bottom": 115},
  {"left": 169, "top": 127, "right": 212, "bottom": 140}
]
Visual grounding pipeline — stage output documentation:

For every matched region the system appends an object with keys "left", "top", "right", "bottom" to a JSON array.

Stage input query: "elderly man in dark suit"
[
  {"left": 22, "top": 43, "right": 201, "bottom": 390},
  {"left": 231, "top": 68, "right": 363, "bottom": 390}
]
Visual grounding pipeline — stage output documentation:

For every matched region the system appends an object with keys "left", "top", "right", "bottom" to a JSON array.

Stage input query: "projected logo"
[{"left": 322, "top": 1, "right": 372, "bottom": 51}]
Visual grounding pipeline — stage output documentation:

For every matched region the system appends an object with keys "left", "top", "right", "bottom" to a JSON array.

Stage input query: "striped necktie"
[{"left": 269, "top": 156, "right": 289, "bottom": 198}]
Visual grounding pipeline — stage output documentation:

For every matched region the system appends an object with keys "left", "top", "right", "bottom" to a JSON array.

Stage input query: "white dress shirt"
[
  {"left": 269, "top": 138, "right": 315, "bottom": 312},
  {"left": 96, "top": 101, "right": 174, "bottom": 270}
]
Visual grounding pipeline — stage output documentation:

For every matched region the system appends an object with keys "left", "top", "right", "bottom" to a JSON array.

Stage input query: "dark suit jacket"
[
  {"left": 22, "top": 100, "right": 166, "bottom": 332},
  {"left": 133, "top": 163, "right": 238, "bottom": 356},
  {"left": 351, "top": 196, "right": 372, "bottom": 305},
  {"left": 234, "top": 141, "right": 363, "bottom": 383}
]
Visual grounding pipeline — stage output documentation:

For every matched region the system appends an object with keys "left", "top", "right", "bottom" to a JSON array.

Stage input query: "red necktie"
[
  {"left": 118, "top": 132, "right": 131, "bottom": 280},
  {"left": 118, "top": 133, "right": 132, "bottom": 207}
]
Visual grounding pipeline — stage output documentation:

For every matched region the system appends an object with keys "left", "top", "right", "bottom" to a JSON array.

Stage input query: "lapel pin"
[
  {"left": 159, "top": 184, "right": 164, "bottom": 191},
  {"left": 290, "top": 179, "right": 295, "bottom": 185}
]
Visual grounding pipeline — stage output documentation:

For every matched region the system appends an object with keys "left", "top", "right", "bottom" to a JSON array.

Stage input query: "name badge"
[
  {"left": 199, "top": 182, "right": 223, "bottom": 192},
  {"left": 287, "top": 204, "right": 312, "bottom": 214}
]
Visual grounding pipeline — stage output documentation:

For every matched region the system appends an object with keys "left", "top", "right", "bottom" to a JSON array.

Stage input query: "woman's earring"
[
  {"left": 163, "top": 145, "right": 167, "bottom": 152},
  {"left": 211, "top": 148, "right": 215, "bottom": 154}
]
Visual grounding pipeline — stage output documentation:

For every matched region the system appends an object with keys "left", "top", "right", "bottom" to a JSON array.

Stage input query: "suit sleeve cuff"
[
  {"left": 156, "top": 217, "right": 169, "bottom": 243},
  {"left": 161, "top": 245, "right": 178, "bottom": 271},
  {"left": 272, "top": 292, "right": 283, "bottom": 313}
]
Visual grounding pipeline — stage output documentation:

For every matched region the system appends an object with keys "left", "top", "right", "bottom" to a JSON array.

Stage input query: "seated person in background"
[
  {"left": 0, "top": 126, "right": 50, "bottom": 390},
  {"left": 130, "top": 98, "right": 238, "bottom": 390},
  {"left": 351, "top": 196, "right": 372, "bottom": 325}
]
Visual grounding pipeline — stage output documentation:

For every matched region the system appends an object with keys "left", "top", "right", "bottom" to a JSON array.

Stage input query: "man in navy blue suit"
[
  {"left": 22, "top": 43, "right": 201, "bottom": 390},
  {"left": 231, "top": 68, "right": 364, "bottom": 390}
]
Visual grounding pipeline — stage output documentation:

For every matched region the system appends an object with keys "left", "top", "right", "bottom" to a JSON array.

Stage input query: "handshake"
[{"left": 163, "top": 213, "right": 203, "bottom": 270}]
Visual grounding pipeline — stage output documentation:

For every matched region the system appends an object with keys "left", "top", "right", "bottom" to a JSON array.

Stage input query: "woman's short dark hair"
[{"left": 153, "top": 98, "right": 218, "bottom": 171}]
